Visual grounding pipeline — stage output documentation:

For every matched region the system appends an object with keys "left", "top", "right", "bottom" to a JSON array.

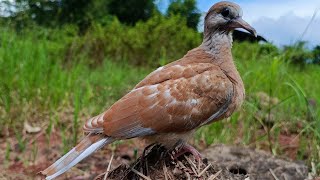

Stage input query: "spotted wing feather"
[{"left": 99, "top": 63, "right": 233, "bottom": 138}]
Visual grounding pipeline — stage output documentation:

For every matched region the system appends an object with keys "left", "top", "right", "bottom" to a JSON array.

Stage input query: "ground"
[{"left": 0, "top": 130, "right": 315, "bottom": 180}]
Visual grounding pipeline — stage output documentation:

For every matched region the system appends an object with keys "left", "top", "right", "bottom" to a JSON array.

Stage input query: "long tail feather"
[{"left": 41, "top": 133, "right": 114, "bottom": 180}]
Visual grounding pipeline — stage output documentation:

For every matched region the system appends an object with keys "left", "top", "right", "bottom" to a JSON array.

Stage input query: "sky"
[{"left": 158, "top": 0, "right": 320, "bottom": 47}]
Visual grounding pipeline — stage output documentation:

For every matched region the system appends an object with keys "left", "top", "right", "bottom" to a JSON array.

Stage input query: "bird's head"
[{"left": 204, "top": 1, "right": 256, "bottom": 37}]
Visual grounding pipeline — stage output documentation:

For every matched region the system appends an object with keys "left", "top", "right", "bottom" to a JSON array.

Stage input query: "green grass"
[
  {"left": 0, "top": 27, "right": 150, "bottom": 151},
  {"left": 0, "top": 27, "right": 319, "bottom": 174}
]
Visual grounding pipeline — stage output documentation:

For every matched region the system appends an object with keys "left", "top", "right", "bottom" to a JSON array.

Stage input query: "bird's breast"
[{"left": 221, "top": 72, "right": 245, "bottom": 119}]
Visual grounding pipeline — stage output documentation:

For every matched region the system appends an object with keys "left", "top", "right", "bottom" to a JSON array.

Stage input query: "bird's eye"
[{"left": 221, "top": 8, "right": 230, "bottom": 17}]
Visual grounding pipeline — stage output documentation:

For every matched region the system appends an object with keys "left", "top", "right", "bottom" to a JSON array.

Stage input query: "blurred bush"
[
  {"left": 312, "top": 45, "right": 320, "bottom": 65},
  {"left": 64, "top": 15, "right": 201, "bottom": 67},
  {"left": 283, "top": 42, "right": 312, "bottom": 68}
]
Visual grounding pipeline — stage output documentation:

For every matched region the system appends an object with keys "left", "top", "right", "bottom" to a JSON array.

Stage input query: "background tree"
[
  {"left": 10, "top": 0, "right": 158, "bottom": 30},
  {"left": 12, "top": 0, "right": 95, "bottom": 31},
  {"left": 167, "top": 0, "right": 201, "bottom": 30},
  {"left": 312, "top": 45, "right": 320, "bottom": 64},
  {"left": 283, "top": 41, "right": 312, "bottom": 68},
  {"left": 106, "top": 0, "right": 158, "bottom": 25}
]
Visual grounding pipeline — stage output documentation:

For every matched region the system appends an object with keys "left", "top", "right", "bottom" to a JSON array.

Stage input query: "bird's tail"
[{"left": 41, "top": 133, "right": 114, "bottom": 180}]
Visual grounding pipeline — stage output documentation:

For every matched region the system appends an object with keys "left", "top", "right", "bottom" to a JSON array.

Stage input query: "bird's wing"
[
  {"left": 134, "top": 48, "right": 215, "bottom": 89},
  {"left": 83, "top": 63, "right": 233, "bottom": 139}
]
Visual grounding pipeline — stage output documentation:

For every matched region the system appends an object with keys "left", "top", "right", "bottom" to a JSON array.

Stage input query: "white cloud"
[
  {"left": 238, "top": 0, "right": 320, "bottom": 23},
  {"left": 252, "top": 12, "right": 320, "bottom": 47}
]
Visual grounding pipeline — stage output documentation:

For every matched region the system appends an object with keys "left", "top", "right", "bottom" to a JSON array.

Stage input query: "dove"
[{"left": 42, "top": 1, "right": 256, "bottom": 179}]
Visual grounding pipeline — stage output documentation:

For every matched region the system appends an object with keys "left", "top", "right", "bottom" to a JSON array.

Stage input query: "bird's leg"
[
  {"left": 173, "top": 143, "right": 202, "bottom": 161},
  {"left": 141, "top": 143, "right": 156, "bottom": 175}
]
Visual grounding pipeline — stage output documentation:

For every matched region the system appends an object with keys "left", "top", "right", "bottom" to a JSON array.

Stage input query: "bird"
[{"left": 41, "top": 1, "right": 256, "bottom": 179}]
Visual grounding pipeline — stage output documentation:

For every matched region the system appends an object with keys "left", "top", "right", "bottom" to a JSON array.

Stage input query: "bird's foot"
[{"left": 173, "top": 143, "right": 202, "bottom": 161}]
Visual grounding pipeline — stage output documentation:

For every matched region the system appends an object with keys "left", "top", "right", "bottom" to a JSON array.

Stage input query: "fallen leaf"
[{"left": 24, "top": 121, "right": 41, "bottom": 134}]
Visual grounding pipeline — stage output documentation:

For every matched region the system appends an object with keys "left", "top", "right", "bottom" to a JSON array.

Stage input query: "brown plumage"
[{"left": 42, "top": 1, "right": 256, "bottom": 179}]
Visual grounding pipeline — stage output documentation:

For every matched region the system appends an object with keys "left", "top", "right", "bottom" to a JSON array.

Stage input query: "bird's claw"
[{"left": 172, "top": 143, "right": 202, "bottom": 161}]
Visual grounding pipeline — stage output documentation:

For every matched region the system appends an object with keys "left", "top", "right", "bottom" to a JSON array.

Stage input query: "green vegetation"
[{"left": 4, "top": 0, "right": 159, "bottom": 31}]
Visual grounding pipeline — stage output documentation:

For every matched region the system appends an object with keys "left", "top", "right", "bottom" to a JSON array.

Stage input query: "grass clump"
[{"left": 0, "top": 26, "right": 149, "bottom": 139}]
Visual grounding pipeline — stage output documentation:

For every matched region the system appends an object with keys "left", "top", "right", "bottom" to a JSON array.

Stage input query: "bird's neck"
[
  {"left": 200, "top": 31, "right": 242, "bottom": 85},
  {"left": 200, "top": 30, "right": 245, "bottom": 105},
  {"left": 200, "top": 32, "right": 233, "bottom": 62}
]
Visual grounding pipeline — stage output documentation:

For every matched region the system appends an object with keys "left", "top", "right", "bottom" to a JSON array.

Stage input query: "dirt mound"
[
  {"left": 95, "top": 144, "right": 248, "bottom": 180},
  {"left": 95, "top": 144, "right": 309, "bottom": 180},
  {"left": 202, "top": 144, "right": 309, "bottom": 180}
]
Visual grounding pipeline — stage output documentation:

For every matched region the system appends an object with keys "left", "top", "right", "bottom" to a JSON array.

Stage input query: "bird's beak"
[{"left": 229, "top": 17, "right": 257, "bottom": 37}]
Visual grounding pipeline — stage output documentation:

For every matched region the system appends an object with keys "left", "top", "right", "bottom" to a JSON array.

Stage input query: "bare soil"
[
  {"left": 202, "top": 144, "right": 309, "bottom": 180},
  {"left": 0, "top": 131, "right": 312, "bottom": 180}
]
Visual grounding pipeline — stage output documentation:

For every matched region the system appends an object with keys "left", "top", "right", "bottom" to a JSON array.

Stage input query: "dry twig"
[
  {"left": 131, "top": 168, "right": 152, "bottom": 180},
  {"left": 269, "top": 169, "right": 280, "bottom": 180},
  {"left": 103, "top": 152, "right": 114, "bottom": 180},
  {"left": 184, "top": 155, "right": 198, "bottom": 175},
  {"left": 198, "top": 163, "right": 212, "bottom": 177},
  {"left": 208, "top": 170, "right": 222, "bottom": 180},
  {"left": 162, "top": 161, "right": 168, "bottom": 180}
]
